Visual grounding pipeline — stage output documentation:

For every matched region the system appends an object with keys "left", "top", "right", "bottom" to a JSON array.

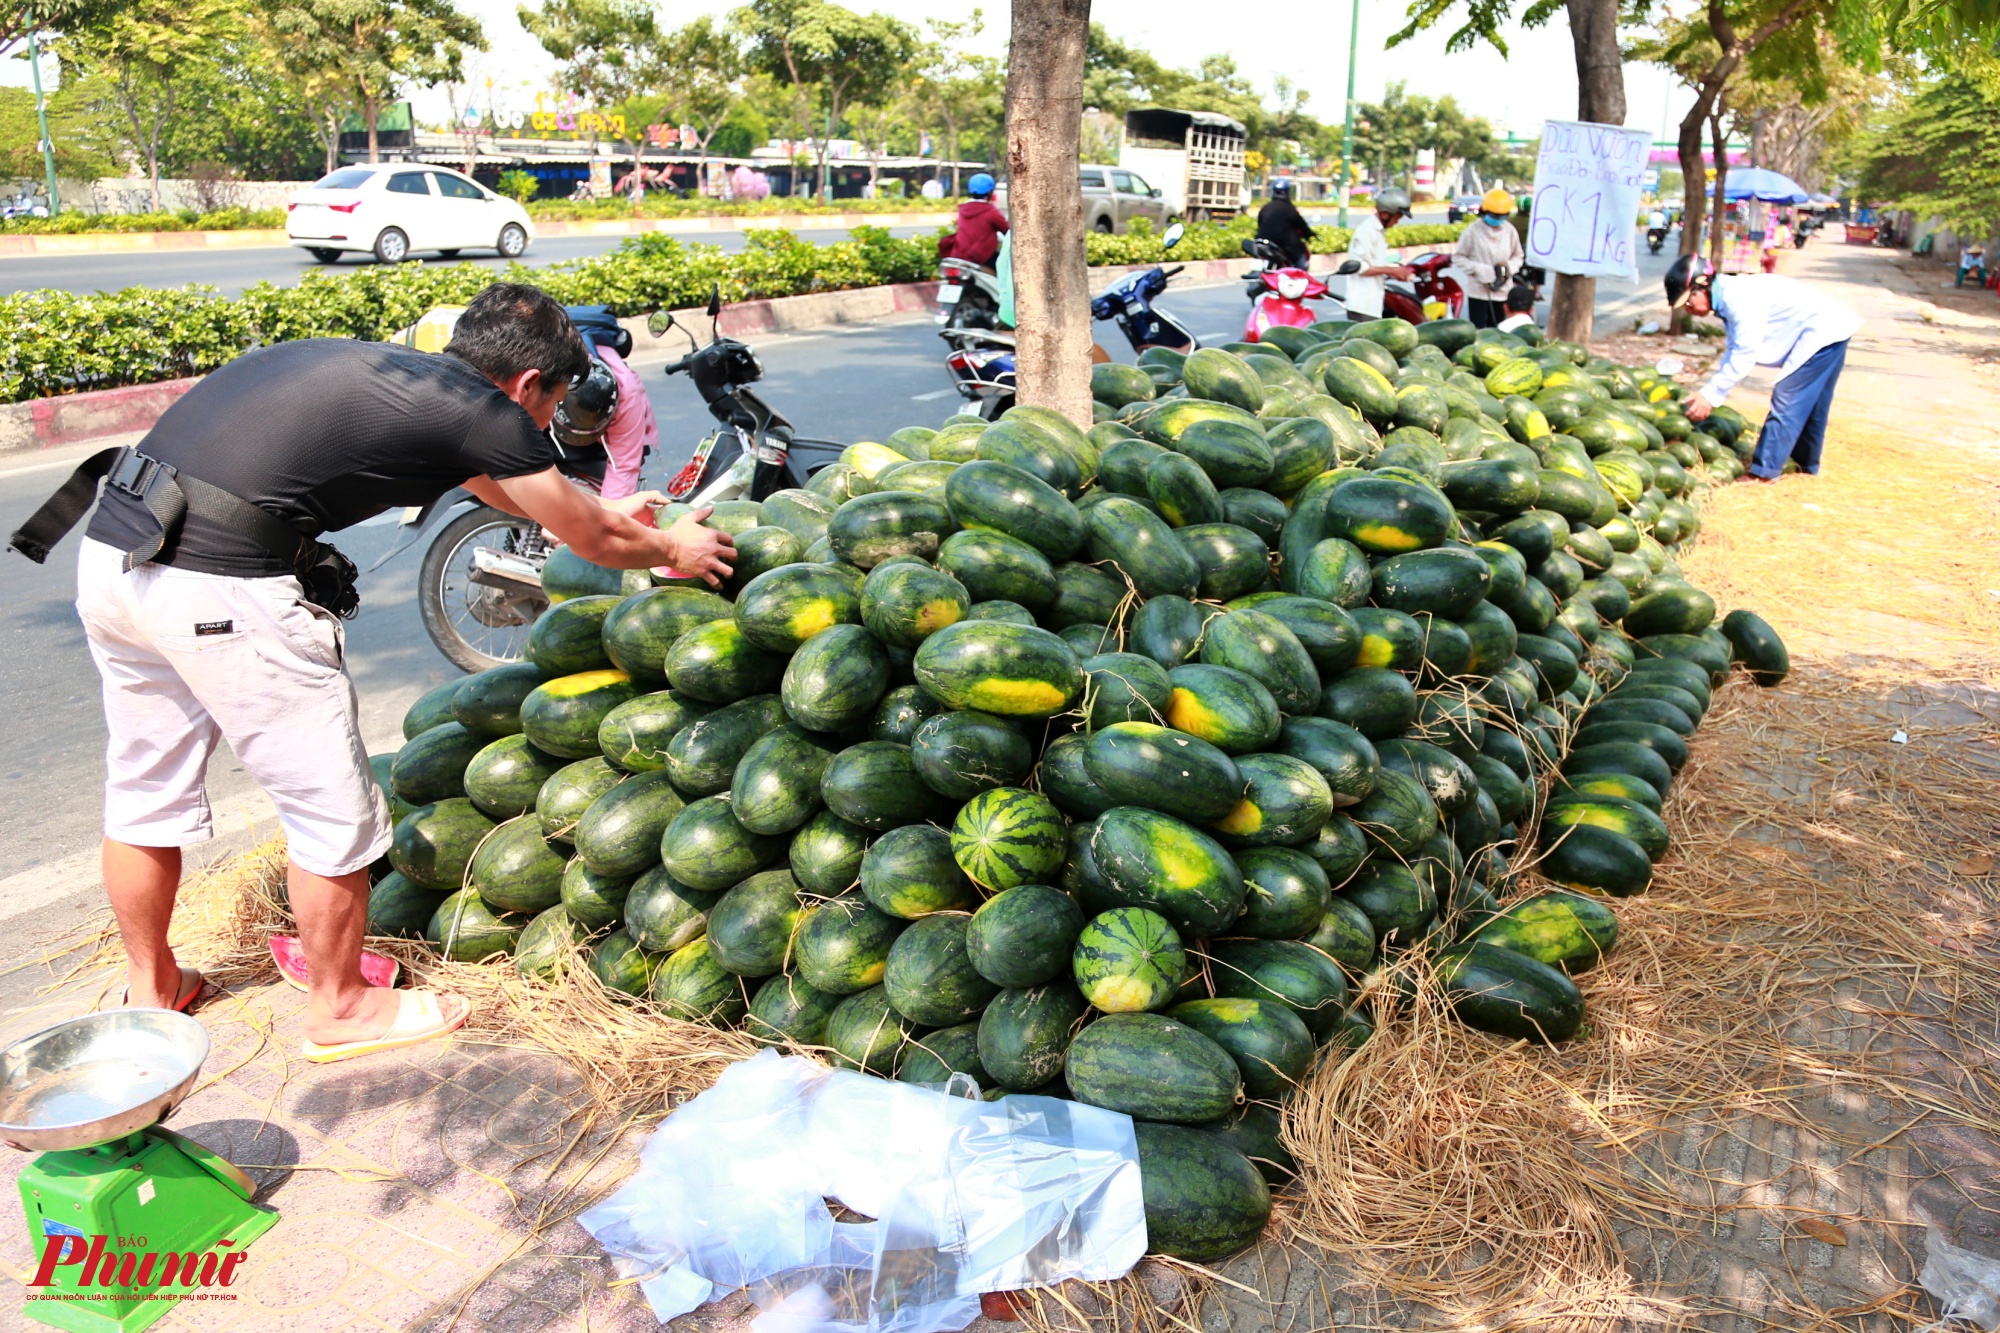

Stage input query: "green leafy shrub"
[
  {"left": 0, "top": 226, "right": 943, "bottom": 403},
  {"left": 1083, "top": 216, "right": 1465, "bottom": 267},
  {"left": 496, "top": 171, "right": 541, "bottom": 205},
  {"left": 526, "top": 194, "right": 955, "bottom": 221},
  {"left": 0, "top": 207, "right": 286, "bottom": 234}
]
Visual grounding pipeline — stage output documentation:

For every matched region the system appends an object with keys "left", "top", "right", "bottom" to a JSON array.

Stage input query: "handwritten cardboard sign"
[{"left": 1528, "top": 120, "right": 1653, "bottom": 279}]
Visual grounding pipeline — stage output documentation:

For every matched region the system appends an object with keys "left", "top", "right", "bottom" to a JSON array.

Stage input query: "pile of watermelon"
[{"left": 362, "top": 313, "right": 1789, "bottom": 1266}]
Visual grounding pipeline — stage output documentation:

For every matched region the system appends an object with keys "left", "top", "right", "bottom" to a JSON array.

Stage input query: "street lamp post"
[
  {"left": 28, "top": 26, "right": 61, "bottom": 217},
  {"left": 1335, "top": 0, "right": 1360, "bottom": 228}
]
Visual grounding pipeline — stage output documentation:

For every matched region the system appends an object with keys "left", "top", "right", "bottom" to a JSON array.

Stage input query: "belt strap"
[{"left": 7, "top": 445, "right": 320, "bottom": 573}]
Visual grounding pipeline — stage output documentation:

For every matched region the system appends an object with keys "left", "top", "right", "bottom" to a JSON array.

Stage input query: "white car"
[{"left": 287, "top": 163, "right": 534, "bottom": 265}]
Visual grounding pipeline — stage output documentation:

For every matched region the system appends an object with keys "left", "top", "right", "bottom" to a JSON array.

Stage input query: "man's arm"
[
  {"left": 1696, "top": 289, "right": 1763, "bottom": 407},
  {"left": 464, "top": 470, "right": 734, "bottom": 585}
]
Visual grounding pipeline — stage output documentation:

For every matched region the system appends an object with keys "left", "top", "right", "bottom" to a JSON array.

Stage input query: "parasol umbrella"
[{"left": 1704, "top": 167, "right": 1810, "bottom": 203}]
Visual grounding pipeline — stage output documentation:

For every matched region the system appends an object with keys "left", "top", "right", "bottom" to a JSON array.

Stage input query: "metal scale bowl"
[{"left": 2, "top": 1010, "right": 279, "bottom": 1333}]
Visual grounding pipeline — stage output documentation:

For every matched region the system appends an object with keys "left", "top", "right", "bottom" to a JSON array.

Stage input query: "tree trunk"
[
  {"left": 1547, "top": 0, "right": 1627, "bottom": 346},
  {"left": 1707, "top": 103, "right": 1729, "bottom": 269},
  {"left": 1007, "top": 0, "right": 1093, "bottom": 429},
  {"left": 366, "top": 95, "right": 380, "bottom": 164},
  {"left": 1675, "top": 86, "right": 1716, "bottom": 259}
]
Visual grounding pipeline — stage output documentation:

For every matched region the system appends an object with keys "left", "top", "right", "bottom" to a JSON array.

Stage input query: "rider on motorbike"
[
  {"left": 937, "top": 172, "right": 1010, "bottom": 267},
  {"left": 1255, "top": 178, "right": 1315, "bottom": 271},
  {"left": 1452, "top": 188, "right": 1526, "bottom": 329},
  {"left": 1341, "top": 186, "right": 1415, "bottom": 320}
]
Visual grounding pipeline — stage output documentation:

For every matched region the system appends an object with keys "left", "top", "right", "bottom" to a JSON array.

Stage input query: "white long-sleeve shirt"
[
  {"left": 1343, "top": 213, "right": 1390, "bottom": 318},
  {"left": 1700, "top": 273, "right": 1863, "bottom": 403},
  {"left": 1451, "top": 219, "right": 1524, "bottom": 302}
]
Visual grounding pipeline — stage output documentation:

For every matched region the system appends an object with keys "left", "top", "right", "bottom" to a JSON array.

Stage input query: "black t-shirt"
[{"left": 88, "top": 338, "right": 556, "bottom": 576}]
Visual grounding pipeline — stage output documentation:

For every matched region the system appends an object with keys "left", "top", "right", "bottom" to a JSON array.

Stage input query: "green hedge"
[
  {"left": 0, "top": 227, "right": 936, "bottom": 403},
  {"left": 0, "top": 207, "right": 288, "bottom": 234},
  {"left": 1083, "top": 215, "right": 1465, "bottom": 266},
  {"left": 527, "top": 194, "right": 960, "bottom": 221}
]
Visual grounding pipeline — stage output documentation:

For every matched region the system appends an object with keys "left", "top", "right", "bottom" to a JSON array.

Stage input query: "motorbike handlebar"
[
  {"left": 662, "top": 356, "right": 692, "bottom": 376},
  {"left": 1163, "top": 265, "right": 1185, "bottom": 278}
]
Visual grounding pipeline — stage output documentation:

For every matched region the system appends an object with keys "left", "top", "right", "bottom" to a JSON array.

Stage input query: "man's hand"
[
  {"left": 1387, "top": 264, "right": 1416, "bottom": 281},
  {"left": 601, "top": 489, "right": 667, "bottom": 521},
  {"left": 1684, "top": 392, "right": 1715, "bottom": 422},
  {"left": 661, "top": 507, "right": 736, "bottom": 588}
]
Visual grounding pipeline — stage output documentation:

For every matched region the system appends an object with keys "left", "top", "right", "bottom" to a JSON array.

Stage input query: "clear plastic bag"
[
  {"left": 1919, "top": 1224, "right": 2000, "bottom": 1333},
  {"left": 578, "top": 1050, "right": 1147, "bottom": 1333}
]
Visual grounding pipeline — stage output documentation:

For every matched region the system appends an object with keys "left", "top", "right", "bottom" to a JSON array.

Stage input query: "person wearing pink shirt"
[{"left": 593, "top": 345, "right": 656, "bottom": 500}]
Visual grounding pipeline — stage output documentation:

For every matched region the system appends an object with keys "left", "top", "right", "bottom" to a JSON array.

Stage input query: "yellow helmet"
[
  {"left": 390, "top": 306, "right": 467, "bottom": 353},
  {"left": 1480, "top": 188, "right": 1517, "bottom": 216}
]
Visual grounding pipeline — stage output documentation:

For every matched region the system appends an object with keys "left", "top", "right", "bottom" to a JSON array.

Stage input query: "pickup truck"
[{"left": 995, "top": 166, "right": 1173, "bottom": 234}]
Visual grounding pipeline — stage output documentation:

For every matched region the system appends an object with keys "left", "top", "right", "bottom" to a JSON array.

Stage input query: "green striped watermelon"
[
  {"left": 527, "top": 595, "right": 619, "bottom": 676},
  {"left": 950, "top": 787, "right": 1066, "bottom": 890},
  {"left": 861, "top": 824, "right": 980, "bottom": 918},
  {"left": 520, "top": 670, "right": 640, "bottom": 759},
  {"left": 1132, "top": 1123, "right": 1272, "bottom": 1261},
  {"left": 469, "top": 817, "right": 567, "bottom": 914},
  {"left": 1064, "top": 1012, "right": 1241, "bottom": 1121},
  {"left": 883, "top": 912, "right": 999, "bottom": 1025},
  {"left": 965, "top": 884, "right": 1085, "bottom": 988},
  {"left": 978, "top": 983, "right": 1089, "bottom": 1090},
  {"left": 1088, "top": 807, "right": 1246, "bottom": 937},
  {"left": 560, "top": 860, "right": 636, "bottom": 932},
  {"left": 824, "top": 985, "right": 922, "bottom": 1074},
  {"left": 451, "top": 663, "right": 545, "bottom": 739},
  {"left": 1072, "top": 907, "right": 1187, "bottom": 1013},
  {"left": 746, "top": 974, "right": 844, "bottom": 1046},
  {"left": 649, "top": 937, "right": 749, "bottom": 1023}
]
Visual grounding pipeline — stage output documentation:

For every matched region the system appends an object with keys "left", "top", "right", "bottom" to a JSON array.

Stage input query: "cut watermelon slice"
[{"left": 270, "top": 936, "right": 402, "bottom": 993}]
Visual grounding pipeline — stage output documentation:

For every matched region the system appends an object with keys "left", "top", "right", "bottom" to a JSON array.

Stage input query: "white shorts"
[{"left": 75, "top": 538, "right": 391, "bottom": 877}]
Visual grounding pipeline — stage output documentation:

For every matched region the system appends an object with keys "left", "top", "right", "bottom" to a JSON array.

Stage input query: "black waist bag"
[{"left": 7, "top": 446, "right": 361, "bottom": 619}]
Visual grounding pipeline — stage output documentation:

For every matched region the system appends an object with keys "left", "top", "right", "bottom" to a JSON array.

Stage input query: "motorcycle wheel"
[
  {"left": 418, "top": 506, "right": 550, "bottom": 672},
  {"left": 945, "top": 291, "right": 998, "bottom": 330}
]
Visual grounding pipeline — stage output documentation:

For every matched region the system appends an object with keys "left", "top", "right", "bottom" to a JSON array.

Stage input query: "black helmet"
[
  {"left": 1270, "top": 178, "right": 1294, "bottom": 200},
  {"left": 1664, "top": 253, "right": 1712, "bottom": 308},
  {"left": 554, "top": 357, "right": 619, "bottom": 447}
]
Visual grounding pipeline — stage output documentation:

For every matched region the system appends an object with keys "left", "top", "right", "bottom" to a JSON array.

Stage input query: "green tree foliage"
[
  {"left": 732, "top": 0, "right": 918, "bottom": 196},
  {"left": 262, "top": 0, "right": 484, "bottom": 162},
  {"left": 48, "top": 0, "right": 243, "bottom": 209},
  {"left": 910, "top": 12, "right": 1002, "bottom": 190},
  {"left": 708, "top": 102, "right": 770, "bottom": 158},
  {"left": 1353, "top": 82, "right": 1499, "bottom": 190},
  {"left": 654, "top": 17, "right": 747, "bottom": 158},
  {"left": 0, "top": 85, "right": 113, "bottom": 179},
  {"left": 1846, "top": 76, "right": 2000, "bottom": 234}
]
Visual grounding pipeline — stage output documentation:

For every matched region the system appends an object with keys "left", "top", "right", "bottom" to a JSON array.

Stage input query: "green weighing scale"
[{"left": 1, "top": 1009, "right": 279, "bottom": 1333}]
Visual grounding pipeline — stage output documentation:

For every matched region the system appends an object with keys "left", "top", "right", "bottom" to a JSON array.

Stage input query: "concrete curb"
[
  {"left": 0, "top": 245, "right": 1449, "bottom": 457},
  {"left": 0, "top": 211, "right": 958, "bottom": 259}
]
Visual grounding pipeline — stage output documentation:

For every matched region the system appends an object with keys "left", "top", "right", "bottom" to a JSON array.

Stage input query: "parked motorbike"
[
  {"left": 1241, "top": 238, "right": 1322, "bottom": 340},
  {"left": 940, "top": 327, "right": 1017, "bottom": 420},
  {"left": 386, "top": 287, "right": 843, "bottom": 670},
  {"left": 1381, "top": 253, "right": 1466, "bottom": 325},
  {"left": 935, "top": 257, "right": 1004, "bottom": 329},
  {"left": 1091, "top": 222, "right": 1200, "bottom": 354},
  {"left": 1647, "top": 226, "right": 1669, "bottom": 255}
]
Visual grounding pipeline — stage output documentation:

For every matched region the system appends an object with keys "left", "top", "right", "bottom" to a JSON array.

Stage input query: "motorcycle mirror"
[
  {"left": 1162, "top": 222, "right": 1185, "bottom": 249},
  {"left": 646, "top": 310, "right": 675, "bottom": 338},
  {"left": 1334, "top": 259, "right": 1362, "bottom": 276},
  {"left": 706, "top": 284, "right": 723, "bottom": 320}
]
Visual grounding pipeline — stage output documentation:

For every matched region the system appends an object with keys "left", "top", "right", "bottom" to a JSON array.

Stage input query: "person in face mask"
[{"left": 1452, "top": 189, "right": 1527, "bottom": 329}]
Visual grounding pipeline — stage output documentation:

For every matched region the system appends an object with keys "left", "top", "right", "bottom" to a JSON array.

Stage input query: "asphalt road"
[{"left": 0, "top": 225, "right": 939, "bottom": 298}]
